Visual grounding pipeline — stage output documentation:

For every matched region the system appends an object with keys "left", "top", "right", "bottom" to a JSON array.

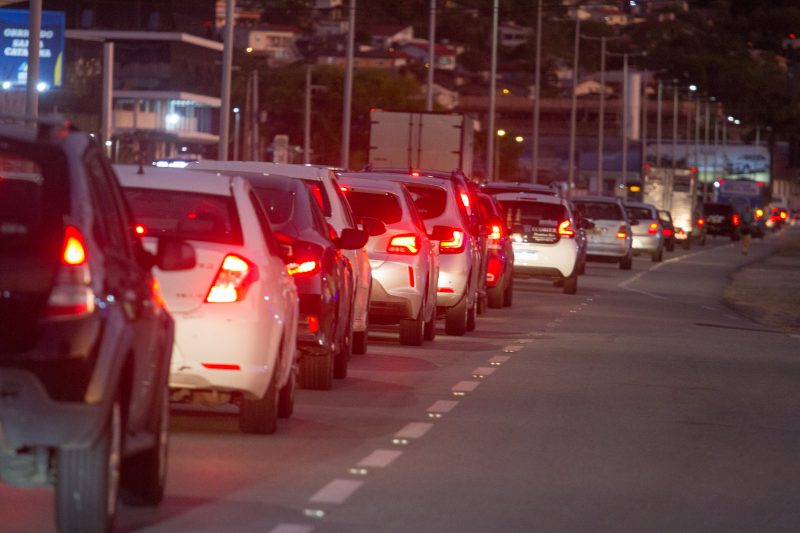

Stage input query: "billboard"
[
  {"left": 644, "top": 142, "right": 770, "bottom": 185},
  {"left": 0, "top": 9, "right": 64, "bottom": 90}
]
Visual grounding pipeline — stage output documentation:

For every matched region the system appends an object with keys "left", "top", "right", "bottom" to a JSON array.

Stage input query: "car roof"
[
  {"left": 337, "top": 174, "right": 406, "bottom": 194},
  {"left": 623, "top": 201, "right": 657, "bottom": 210},
  {"left": 189, "top": 160, "right": 336, "bottom": 181},
  {"left": 494, "top": 192, "right": 565, "bottom": 205},
  {"left": 480, "top": 181, "right": 558, "bottom": 194},
  {"left": 572, "top": 195, "right": 623, "bottom": 204},
  {"left": 346, "top": 171, "right": 453, "bottom": 192},
  {"left": 114, "top": 164, "right": 234, "bottom": 195}
]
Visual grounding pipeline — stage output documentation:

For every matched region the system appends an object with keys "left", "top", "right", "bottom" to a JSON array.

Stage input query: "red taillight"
[
  {"left": 732, "top": 214, "right": 740, "bottom": 226},
  {"left": 647, "top": 222, "right": 659, "bottom": 235},
  {"left": 62, "top": 225, "right": 87, "bottom": 265},
  {"left": 616, "top": 225, "right": 628, "bottom": 239},
  {"left": 408, "top": 266, "right": 415, "bottom": 288},
  {"left": 437, "top": 287, "right": 455, "bottom": 293},
  {"left": 308, "top": 315, "right": 319, "bottom": 333},
  {"left": 780, "top": 210, "right": 788, "bottom": 220},
  {"left": 662, "top": 228, "right": 673, "bottom": 237},
  {"left": 489, "top": 224, "right": 502, "bottom": 241},
  {"left": 439, "top": 229, "right": 465, "bottom": 254},
  {"left": 387, "top": 234, "right": 420, "bottom": 255},
  {"left": 206, "top": 254, "right": 257, "bottom": 303},
  {"left": 46, "top": 226, "right": 94, "bottom": 318},
  {"left": 287, "top": 260, "right": 320, "bottom": 276},
  {"left": 697, "top": 218, "right": 705, "bottom": 227},
  {"left": 558, "top": 219, "right": 575, "bottom": 238},
  {"left": 134, "top": 224, "right": 147, "bottom": 236},
  {"left": 201, "top": 363, "right": 241, "bottom": 371}
]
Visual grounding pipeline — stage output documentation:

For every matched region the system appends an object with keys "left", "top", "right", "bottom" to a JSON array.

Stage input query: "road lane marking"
[
  {"left": 309, "top": 479, "right": 363, "bottom": 504},
  {"left": 472, "top": 367, "right": 496, "bottom": 378},
  {"left": 489, "top": 355, "right": 511, "bottom": 364},
  {"left": 427, "top": 400, "right": 459, "bottom": 413},
  {"left": 394, "top": 422, "right": 433, "bottom": 439},
  {"left": 452, "top": 380, "right": 480, "bottom": 392},
  {"left": 516, "top": 339, "right": 533, "bottom": 344},
  {"left": 270, "top": 525, "right": 314, "bottom": 533},
  {"left": 357, "top": 449, "right": 403, "bottom": 468}
]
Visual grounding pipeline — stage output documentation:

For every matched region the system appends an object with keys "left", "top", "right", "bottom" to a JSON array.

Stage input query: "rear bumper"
[
  {"left": 512, "top": 240, "right": 578, "bottom": 279},
  {"left": 368, "top": 278, "right": 417, "bottom": 321},
  {"left": 631, "top": 234, "right": 661, "bottom": 254},
  {"left": 0, "top": 368, "right": 106, "bottom": 450},
  {"left": 586, "top": 240, "right": 629, "bottom": 258}
]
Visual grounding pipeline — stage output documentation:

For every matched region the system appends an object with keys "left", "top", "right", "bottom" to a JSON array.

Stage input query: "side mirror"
[
  {"left": 338, "top": 227, "right": 369, "bottom": 249},
  {"left": 155, "top": 238, "right": 196, "bottom": 271},
  {"left": 360, "top": 216, "right": 387, "bottom": 237},
  {"left": 429, "top": 225, "right": 456, "bottom": 241}
]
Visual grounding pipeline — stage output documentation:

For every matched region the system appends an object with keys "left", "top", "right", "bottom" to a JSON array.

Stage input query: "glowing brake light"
[
  {"left": 411, "top": 171, "right": 420, "bottom": 177},
  {"left": 755, "top": 209, "right": 764, "bottom": 219},
  {"left": 62, "top": 225, "right": 87, "bottom": 265},
  {"left": 387, "top": 234, "right": 420, "bottom": 254},
  {"left": 558, "top": 219, "right": 575, "bottom": 238},
  {"left": 206, "top": 254, "right": 257, "bottom": 303},
  {"left": 439, "top": 229, "right": 465, "bottom": 254},
  {"left": 287, "top": 260, "right": 320, "bottom": 276},
  {"left": 489, "top": 224, "right": 502, "bottom": 241},
  {"left": 459, "top": 192, "right": 471, "bottom": 208},
  {"left": 696, "top": 218, "right": 705, "bottom": 227},
  {"left": 780, "top": 210, "right": 788, "bottom": 220},
  {"left": 647, "top": 222, "right": 659, "bottom": 235},
  {"left": 616, "top": 225, "right": 628, "bottom": 239},
  {"left": 340, "top": 186, "right": 349, "bottom": 192},
  {"left": 732, "top": 214, "right": 740, "bottom": 226},
  {"left": 134, "top": 224, "right": 147, "bottom": 236},
  {"left": 662, "top": 228, "right": 673, "bottom": 237},
  {"left": 201, "top": 363, "right": 241, "bottom": 371}
]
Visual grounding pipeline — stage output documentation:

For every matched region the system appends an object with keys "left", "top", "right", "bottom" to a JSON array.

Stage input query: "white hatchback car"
[
  {"left": 338, "top": 175, "right": 446, "bottom": 345},
  {"left": 115, "top": 165, "right": 299, "bottom": 435},
  {"left": 572, "top": 196, "right": 635, "bottom": 270},
  {"left": 495, "top": 192, "right": 582, "bottom": 294},
  {"left": 191, "top": 161, "right": 372, "bottom": 355}
]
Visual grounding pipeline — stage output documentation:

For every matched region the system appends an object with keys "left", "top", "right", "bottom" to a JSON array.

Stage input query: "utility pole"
[
  {"left": 531, "top": 0, "right": 542, "bottom": 183},
  {"left": 25, "top": 0, "right": 42, "bottom": 117},
  {"left": 218, "top": 0, "right": 234, "bottom": 160},
  {"left": 233, "top": 107, "right": 241, "bottom": 160},
  {"left": 671, "top": 83, "right": 678, "bottom": 179},
  {"left": 621, "top": 52, "right": 628, "bottom": 187},
  {"left": 486, "top": 0, "right": 499, "bottom": 181},
  {"left": 304, "top": 64, "right": 312, "bottom": 164},
  {"left": 426, "top": 0, "right": 436, "bottom": 111},
  {"left": 250, "top": 70, "right": 259, "bottom": 160},
  {"left": 340, "top": 0, "right": 356, "bottom": 169},
  {"left": 640, "top": 69, "right": 648, "bottom": 183},
  {"left": 101, "top": 42, "right": 114, "bottom": 155},
  {"left": 597, "top": 36, "right": 606, "bottom": 189},
  {"left": 703, "top": 100, "right": 710, "bottom": 201},
  {"left": 656, "top": 80, "right": 662, "bottom": 167},
  {"left": 566, "top": 16, "right": 581, "bottom": 198}
]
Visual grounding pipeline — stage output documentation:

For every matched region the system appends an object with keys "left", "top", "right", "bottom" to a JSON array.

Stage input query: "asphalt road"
[{"left": 2, "top": 232, "right": 799, "bottom": 533}]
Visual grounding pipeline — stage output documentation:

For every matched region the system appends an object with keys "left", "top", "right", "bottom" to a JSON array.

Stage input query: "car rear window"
[
  {"left": 625, "top": 206, "right": 655, "bottom": 221},
  {"left": 252, "top": 186, "right": 295, "bottom": 225},
  {"left": 344, "top": 190, "right": 403, "bottom": 225},
  {"left": 405, "top": 183, "right": 447, "bottom": 220},
  {"left": 573, "top": 201, "right": 624, "bottom": 221},
  {"left": 124, "top": 188, "right": 243, "bottom": 245},
  {"left": 499, "top": 200, "right": 566, "bottom": 226},
  {"left": 703, "top": 203, "right": 735, "bottom": 215},
  {"left": 0, "top": 148, "right": 67, "bottom": 255}
]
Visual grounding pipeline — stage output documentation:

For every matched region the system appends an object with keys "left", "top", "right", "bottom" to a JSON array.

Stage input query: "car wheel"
[
  {"left": 352, "top": 330, "right": 368, "bottom": 355},
  {"left": 299, "top": 352, "right": 334, "bottom": 390},
  {"left": 619, "top": 252, "right": 633, "bottom": 270},
  {"left": 399, "top": 307, "right": 425, "bottom": 345},
  {"left": 239, "top": 368, "right": 279, "bottom": 434},
  {"left": 487, "top": 280, "right": 504, "bottom": 309},
  {"left": 278, "top": 362, "right": 296, "bottom": 419},
  {"left": 651, "top": 247, "right": 663, "bottom": 263},
  {"left": 121, "top": 387, "right": 168, "bottom": 506},
  {"left": 334, "top": 327, "right": 351, "bottom": 379},
  {"left": 56, "top": 396, "right": 121, "bottom": 533},
  {"left": 476, "top": 292, "right": 487, "bottom": 315},
  {"left": 466, "top": 295, "right": 477, "bottom": 332},
  {"left": 503, "top": 276, "right": 513, "bottom": 307},
  {"left": 444, "top": 294, "right": 468, "bottom": 336},
  {"left": 577, "top": 257, "right": 586, "bottom": 275},
  {"left": 563, "top": 274, "right": 578, "bottom": 295},
  {"left": 423, "top": 303, "right": 437, "bottom": 341}
]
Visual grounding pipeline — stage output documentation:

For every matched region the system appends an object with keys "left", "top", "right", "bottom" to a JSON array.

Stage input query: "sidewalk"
[{"left": 723, "top": 226, "right": 800, "bottom": 333}]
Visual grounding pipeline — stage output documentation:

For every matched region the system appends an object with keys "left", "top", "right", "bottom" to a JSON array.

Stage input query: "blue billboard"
[{"left": 0, "top": 9, "right": 64, "bottom": 90}]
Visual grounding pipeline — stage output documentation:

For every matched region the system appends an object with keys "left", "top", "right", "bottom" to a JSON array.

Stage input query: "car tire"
[
  {"left": 487, "top": 281, "right": 504, "bottom": 309},
  {"left": 239, "top": 368, "right": 279, "bottom": 434},
  {"left": 619, "top": 252, "right": 633, "bottom": 270},
  {"left": 651, "top": 247, "right": 663, "bottom": 263},
  {"left": 121, "top": 388, "right": 168, "bottom": 506},
  {"left": 466, "top": 295, "right": 477, "bottom": 332},
  {"left": 444, "top": 294, "right": 468, "bottom": 336},
  {"left": 476, "top": 293, "right": 487, "bottom": 315},
  {"left": 503, "top": 277, "right": 513, "bottom": 307},
  {"left": 563, "top": 274, "right": 578, "bottom": 295},
  {"left": 334, "top": 327, "right": 351, "bottom": 380},
  {"left": 278, "top": 363, "right": 296, "bottom": 419},
  {"left": 299, "top": 352, "right": 334, "bottom": 390},
  {"left": 423, "top": 304, "right": 437, "bottom": 341},
  {"left": 352, "top": 330, "right": 368, "bottom": 355},
  {"left": 577, "top": 257, "right": 586, "bottom": 275},
  {"left": 56, "top": 396, "right": 121, "bottom": 533},
  {"left": 399, "top": 314, "right": 424, "bottom": 346}
]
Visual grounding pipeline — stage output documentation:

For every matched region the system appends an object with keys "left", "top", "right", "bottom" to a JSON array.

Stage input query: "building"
[
  {"left": 398, "top": 41, "right": 458, "bottom": 71},
  {"left": 499, "top": 22, "right": 530, "bottom": 48},
  {"left": 237, "top": 24, "right": 303, "bottom": 66}
]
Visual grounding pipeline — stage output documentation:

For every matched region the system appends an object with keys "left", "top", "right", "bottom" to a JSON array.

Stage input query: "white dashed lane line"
[
  {"left": 394, "top": 422, "right": 434, "bottom": 440},
  {"left": 452, "top": 380, "right": 480, "bottom": 392},
  {"left": 503, "top": 345, "right": 522, "bottom": 353},
  {"left": 489, "top": 355, "right": 511, "bottom": 365},
  {"left": 308, "top": 479, "right": 364, "bottom": 504},
  {"left": 357, "top": 449, "right": 403, "bottom": 469},
  {"left": 269, "top": 525, "right": 314, "bottom": 533},
  {"left": 427, "top": 400, "right": 459, "bottom": 413},
  {"left": 472, "top": 367, "right": 496, "bottom": 378}
]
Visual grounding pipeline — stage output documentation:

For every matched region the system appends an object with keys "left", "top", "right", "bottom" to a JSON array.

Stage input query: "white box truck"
[
  {"left": 643, "top": 165, "right": 702, "bottom": 248},
  {"left": 368, "top": 109, "right": 474, "bottom": 175}
]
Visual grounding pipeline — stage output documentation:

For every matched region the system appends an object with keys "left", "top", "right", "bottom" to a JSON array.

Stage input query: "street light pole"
[
  {"left": 486, "top": 0, "right": 499, "bottom": 181},
  {"left": 621, "top": 52, "right": 628, "bottom": 187},
  {"left": 233, "top": 107, "right": 241, "bottom": 160},
  {"left": 531, "top": 0, "right": 542, "bottom": 184},
  {"left": 597, "top": 35, "right": 606, "bottom": 190},
  {"left": 656, "top": 80, "right": 662, "bottom": 167},
  {"left": 495, "top": 129, "right": 506, "bottom": 181},
  {"left": 218, "top": 0, "right": 234, "bottom": 160},
  {"left": 304, "top": 64, "right": 312, "bottom": 164},
  {"left": 340, "top": 0, "right": 356, "bottom": 169},
  {"left": 426, "top": 0, "right": 436, "bottom": 111},
  {"left": 567, "top": 16, "right": 581, "bottom": 198},
  {"left": 25, "top": 0, "right": 42, "bottom": 117}
]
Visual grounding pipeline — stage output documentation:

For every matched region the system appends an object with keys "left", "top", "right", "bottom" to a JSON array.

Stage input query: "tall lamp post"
[
  {"left": 495, "top": 129, "right": 506, "bottom": 181},
  {"left": 232, "top": 107, "right": 241, "bottom": 160}
]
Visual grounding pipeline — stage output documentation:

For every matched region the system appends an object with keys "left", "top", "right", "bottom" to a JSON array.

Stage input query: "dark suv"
[
  {"left": 0, "top": 119, "right": 194, "bottom": 532},
  {"left": 703, "top": 202, "right": 741, "bottom": 241}
]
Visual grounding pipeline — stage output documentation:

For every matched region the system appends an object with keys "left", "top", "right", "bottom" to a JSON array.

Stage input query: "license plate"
[{"left": 517, "top": 250, "right": 538, "bottom": 261}]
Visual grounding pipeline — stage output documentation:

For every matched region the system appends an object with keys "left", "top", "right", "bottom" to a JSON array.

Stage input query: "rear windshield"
[
  {"left": 574, "top": 201, "right": 624, "bottom": 221},
  {"left": 625, "top": 206, "right": 655, "bottom": 221},
  {"left": 405, "top": 183, "right": 447, "bottom": 220},
  {"left": 0, "top": 148, "right": 67, "bottom": 255},
  {"left": 344, "top": 190, "right": 403, "bottom": 225},
  {"left": 252, "top": 186, "right": 295, "bottom": 225},
  {"left": 498, "top": 200, "right": 566, "bottom": 226},
  {"left": 124, "top": 188, "right": 243, "bottom": 245},
  {"left": 703, "top": 203, "right": 735, "bottom": 215}
]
